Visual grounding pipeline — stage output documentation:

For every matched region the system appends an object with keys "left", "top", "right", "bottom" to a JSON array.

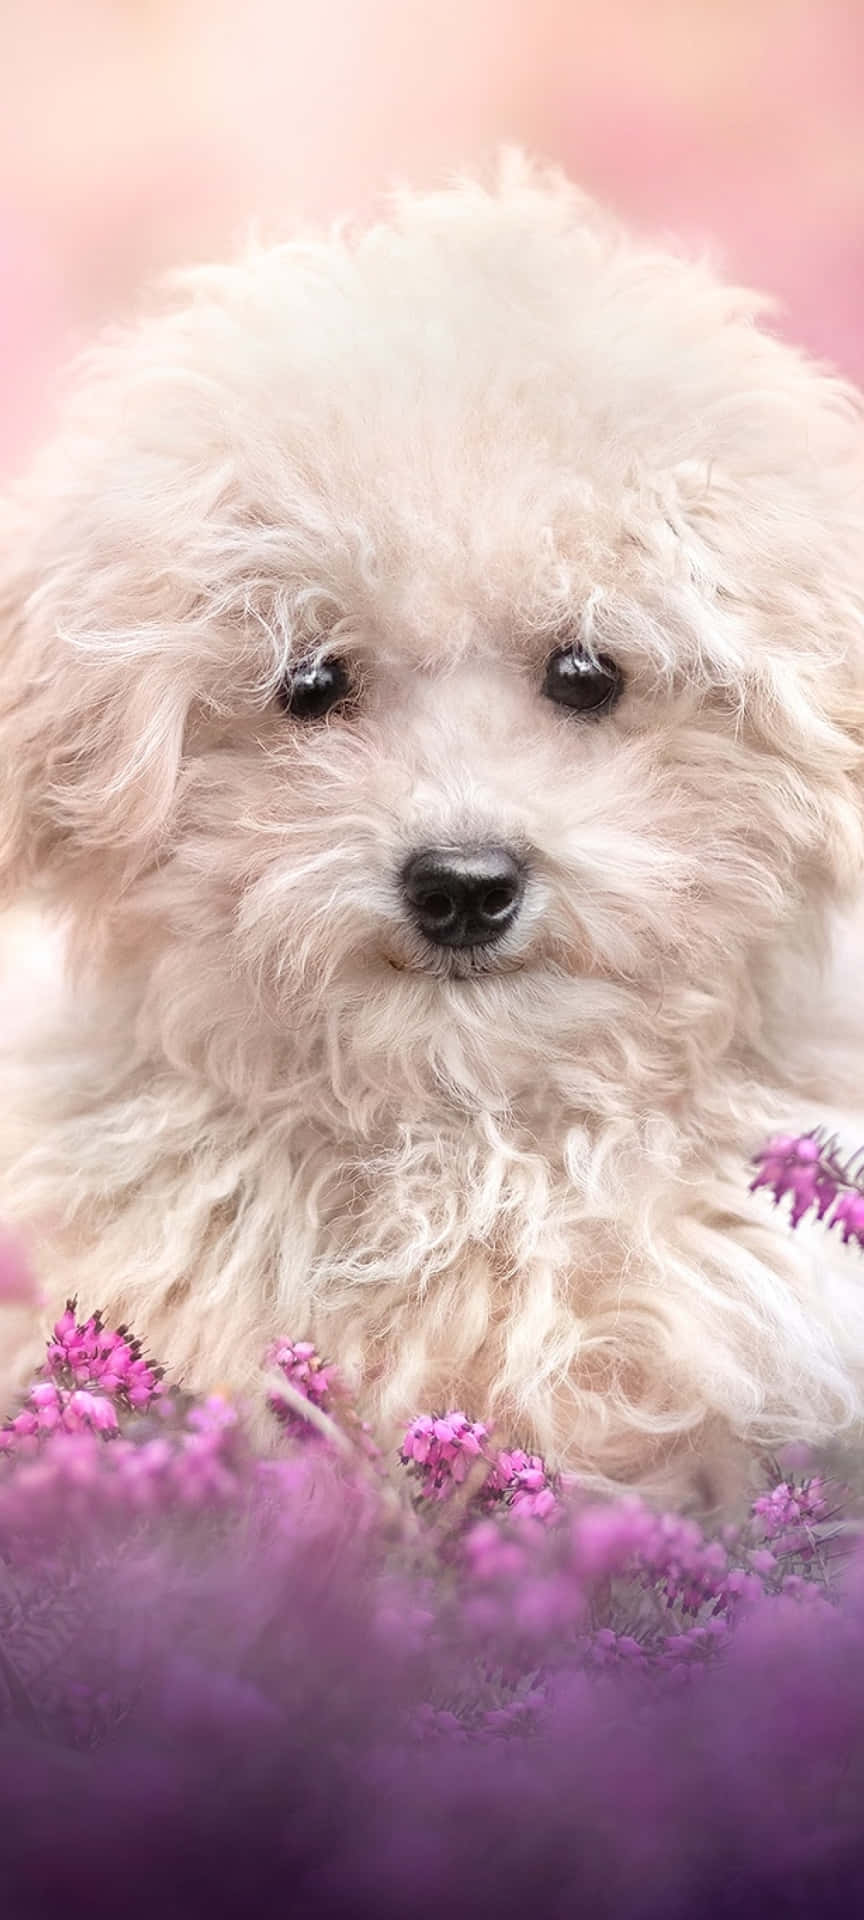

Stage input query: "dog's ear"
[
  {"left": 0, "top": 494, "right": 188, "bottom": 909},
  {"left": 666, "top": 431, "right": 864, "bottom": 899}
]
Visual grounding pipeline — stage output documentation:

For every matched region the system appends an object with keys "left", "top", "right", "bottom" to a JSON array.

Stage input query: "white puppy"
[{"left": 3, "top": 156, "right": 864, "bottom": 1496}]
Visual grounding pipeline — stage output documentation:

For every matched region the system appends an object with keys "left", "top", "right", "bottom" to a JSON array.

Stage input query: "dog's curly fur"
[{"left": 3, "top": 155, "right": 864, "bottom": 1493}]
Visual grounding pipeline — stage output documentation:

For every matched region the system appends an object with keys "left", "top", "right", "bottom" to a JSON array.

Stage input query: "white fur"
[{"left": 3, "top": 154, "right": 864, "bottom": 1497}]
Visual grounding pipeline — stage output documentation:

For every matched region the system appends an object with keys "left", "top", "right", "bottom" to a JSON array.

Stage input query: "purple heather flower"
[
  {"left": 0, "top": 1281, "right": 854, "bottom": 1799},
  {"left": 747, "top": 1548, "right": 778, "bottom": 1576},
  {"left": 569, "top": 1498, "right": 657, "bottom": 1578},
  {"left": 751, "top": 1130, "right": 864, "bottom": 1244},
  {"left": 483, "top": 1447, "right": 561, "bottom": 1522},
  {"left": 66, "top": 1389, "right": 119, "bottom": 1435},
  {"left": 827, "top": 1188, "right": 864, "bottom": 1246},
  {"left": 400, "top": 1410, "right": 489, "bottom": 1498},
  {"left": 1, "top": 1303, "right": 164, "bottom": 1455},
  {"left": 269, "top": 1340, "right": 335, "bottom": 1407},
  {"left": 43, "top": 1302, "right": 162, "bottom": 1408},
  {"left": 267, "top": 1338, "right": 345, "bottom": 1440},
  {"left": 462, "top": 1518, "right": 532, "bottom": 1584},
  {"left": 751, "top": 1133, "right": 836, "bottom": 1227},
  {"left": 401, "top": 1413, "right": 435, "bottom": 1465},
  {"left": 752, "top": 1476, "right": 828, "bottom": 1540},
  {"left": 723, "top": 1567, "right": 767, "bottom": 1603}
]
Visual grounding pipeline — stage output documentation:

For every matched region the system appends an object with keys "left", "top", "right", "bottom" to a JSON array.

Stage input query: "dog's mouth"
[{"left": 384, "top": 947, "right": 526, "bottom": 982}]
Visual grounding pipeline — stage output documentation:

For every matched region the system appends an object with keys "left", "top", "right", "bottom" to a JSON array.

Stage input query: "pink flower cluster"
[
  {"left": 0, "top": 1296, "right": 850, "bottom": 1712},
  {"left": 5, "top": 1377, "right": 121, "bottom": 1443},
  {"left": 268, "top": 1339, "right": 340, "bottom": 1437},
  {"left": 484, "top": 1448, "right": 561, "bottom": 1521},
  {"left": 267, "top": 1339, "right": 381, "bottom": 1460},
  {"left": 0, "top": 1277, "right": 849, "bottom": 1695},
  {"left": 401, "top": 1411, "right": 489, "bottom": 1495},
  {"left": 46, "top": 1302, "right": 163, "bottom": 1405},
  {"left": 581, "top": 1617, "right": 730, "bottom": 1677},
  {"left": 459, "top": 1463, "right": 844, "bottom": 1674},
  {"left": 400, "top": 1414, "right": 561, "bottom": 1519},
  {"left": 608, "top": 1489, "right": 831, "bottom": 1621},
  {"left": 0, "top": 1393, "right": 244, "bottom": 1543},
  {"left": 753, "top": 1475, "right": 828, "bottom": 1548},
  {"left": 0, "top": 1300, "right": 162, "bottom": 1453},
  {"left": 639, "top": 1511, "right": 731, "bottom": 1615},
  {"left": 752, "top": 1132, "right": 864, "bottom": 1241},
  {"left": 566, "top": 1498, "right": 736, "bottom": 1616}
]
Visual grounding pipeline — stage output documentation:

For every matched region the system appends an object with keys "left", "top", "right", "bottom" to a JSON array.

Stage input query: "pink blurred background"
[{"left": 1, "top": 0, "right": 863, "bottom": 474}]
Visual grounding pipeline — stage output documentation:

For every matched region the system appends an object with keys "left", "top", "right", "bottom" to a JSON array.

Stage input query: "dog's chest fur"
[
  {"left": 4, "top": 913, "right": 864, "bottom": 1492},
  {"left": 3, "top": 1006, "right": 859, "bottom": 1494}
]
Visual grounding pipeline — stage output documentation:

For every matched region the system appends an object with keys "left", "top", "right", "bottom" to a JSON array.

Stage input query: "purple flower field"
[{"left": 1, "top": 1136, "right": 864, "bottom": 1917}]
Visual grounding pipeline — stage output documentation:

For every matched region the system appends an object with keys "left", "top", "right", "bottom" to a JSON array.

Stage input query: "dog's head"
[{"left": 3, "top": 161, "right": 864, "bottom": 1121}]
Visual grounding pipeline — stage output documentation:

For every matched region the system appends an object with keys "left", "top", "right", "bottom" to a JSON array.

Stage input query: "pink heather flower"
[
  {"left": 267, "top": 1339, "right": 343, "bottom": 1439},
  {"left": 266, "top": 1338, "right": 381, "bottom": 1460},
  {"left": 1, "top": 1409, "right": 39, "bottom": 1446},
  {"left": 747, "top": 1548, "right": 778, "bottom": 1576},
  {"left": 185, "top": 1395, "right": 239, "bottom": 1438},
  {"left": 44, "top": 1302, "right": 162, "bottom": 1409},
  {"left": 723, "top": 1568, "right": 766, "bottom": 1604},
  {"left": 570, "top": 1500, "right": 657, "bottom": 1579},
  {"left": 752, "top": 1477, "right": 828, "bottom": 1541},
  {"left": 827, "top": 1188, "right": 864, "bottom": 1247},
  {"left": 462, "top": 1519, "right": 531, "bottom": 1585},
  {"left": 484, "top": 1448, "right": 561, "bottom": 1523},
  {"left": 640, "top": 1516, "right": 730, "bottom": 1615},
  {"left": 751, "top": 1133, "right": 838, "bottom": 1228},
  {"left": 752, "top": 1130, "right": 864, "bottom": 1245},
  {"left": 0, "top": 1271, "right": 850, "bottom": 1717},
  {"left": 401, "top": 1410, "right": 488, "bottom": 1499},
  {"left": 662, "top": 1621, "right": 728, "bottom": 1658},
  {"left": 65, "top": 1389, "right": 119, "bottom": 1436},
  {"left": 479, "top": 1692, "right": 545, "bottom": 1735},
  {"left": 270, "top": 1341, "right": 336, "bottom": 1408},
  {"left": 0, "top": 1304, "right": 164, "bottom": 1455},
  {"left": 30, "top": 1381, "right": 60, "bottom": 1409},
  {"left": 568, "top": 1502, "right": 734, "bottom": 1617},
  {"left": 582, "top": 1628, "right": 649, "bottom": 1670},
  {"left": 401, "top": 1414, "right": 435, "bottom": 1465},
  {"left": 167, "top": 1405, "right": 242, "bottom": 1501}
]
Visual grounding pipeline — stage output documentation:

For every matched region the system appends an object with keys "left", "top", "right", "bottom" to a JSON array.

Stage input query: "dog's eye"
[
  {"left": 277, "top": 655, "right": 353, "bottom": 721},
  {"left": 542, "top": 644, "right": 623, "bottom": 715}
]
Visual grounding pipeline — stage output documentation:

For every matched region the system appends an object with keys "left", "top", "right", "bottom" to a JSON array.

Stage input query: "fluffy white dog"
[{"left": 3, "top": 156, "right": 864, "bottom": 1496}]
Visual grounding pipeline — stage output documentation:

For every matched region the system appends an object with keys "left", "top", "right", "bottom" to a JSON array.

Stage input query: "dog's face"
[{"left": 3, "top": 166, "right": 864, "bottom": 1121}]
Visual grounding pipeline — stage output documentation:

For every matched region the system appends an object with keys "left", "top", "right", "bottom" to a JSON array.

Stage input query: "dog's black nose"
[{"left": 401, "top": 846, "right": 525, "bottom": 949}]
